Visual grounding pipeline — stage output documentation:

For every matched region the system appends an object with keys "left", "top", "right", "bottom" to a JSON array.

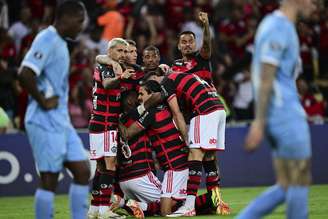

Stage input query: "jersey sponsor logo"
[{"left": 209, "top": 138, "right": 217, "bottom": 145}]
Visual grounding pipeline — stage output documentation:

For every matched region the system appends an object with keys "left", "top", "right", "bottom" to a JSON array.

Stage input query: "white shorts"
[
  {"left": 188, "top": 110, "right": 226, "bottom": 150},
  {"left": 89, "top": 130, "right": 118, "bottom": 159},
  {"left": 161, "top": 168, "right": 188, "bottom": 200},
  {"left": 119, "top": 172, "right": 161, "bottom": 203}
]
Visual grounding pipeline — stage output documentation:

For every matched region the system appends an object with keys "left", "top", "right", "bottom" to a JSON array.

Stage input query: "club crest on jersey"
[
  {"left": 111, "top": 146, "right": 117, "bottom": 153},
  {"left": 33, "top": 52, "right": 43, "bottom": 59}
]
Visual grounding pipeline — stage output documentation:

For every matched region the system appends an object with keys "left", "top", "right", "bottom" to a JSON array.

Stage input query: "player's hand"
[
  {"left": 159, "top": 64, "right": 170, "bottom": 74},
  {"left": 40, "top": 96, "right": 59, "bottom": 110},
  {"left": 244, "top": 120, "right": 264, "bottom": 152},
  {"left": 199, "top": 11, "right": 209, "bottom": 27},
  {"left": 121, "top": 69, "right": 135, "bottom": 79}
]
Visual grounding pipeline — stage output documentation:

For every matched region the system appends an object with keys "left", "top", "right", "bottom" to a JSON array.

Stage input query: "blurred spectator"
[
  {"left": 19, "top": 18, "right": 40, "bottom": 62},
  {"left": 232, "top": 69, "right": 253, "bottom": 121},
  {"left": 0, "top": 0, "right": 8, "bottom": 29},
  {"left": 81, "top": 25, "right": 108, "bottom": 55},
  {"left": 97, "top": 0, "right": 124, "bottom": 41},
  {"left": 181, "top": 6, "right": 215, "bottom": 50},
  {"left": 319, "top": 8, "right": 328, "bottom": 77},
  {"left": 298, "top": 21, "right": 317, "bottom": 81},
  {"left": 164, "top": 0, "right": 193, "bottom": 31},
  {"left": 69, "top": 69, "right": 93, "bottom": 128},
  {"left": 297, "top": 78, "right": 326, "bottom": 123},
  {"left": 117, "top": 0, "right": 134, "bottom": 27},
  {"left": 8, "top": 7, "right": 31, "bottom": 52}
]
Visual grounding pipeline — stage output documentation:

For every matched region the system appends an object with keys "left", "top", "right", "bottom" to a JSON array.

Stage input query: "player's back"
[
  {"left": 252, "top": 11, "right": 306, "bottom": 124},
  {"left": 165, "top": 72, "right": 223, "bottom": 118}
]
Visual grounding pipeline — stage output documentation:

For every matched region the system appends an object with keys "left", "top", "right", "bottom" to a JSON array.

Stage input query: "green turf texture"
[{"left": 0, "top": 185, "right": 327, "bottom": 219}]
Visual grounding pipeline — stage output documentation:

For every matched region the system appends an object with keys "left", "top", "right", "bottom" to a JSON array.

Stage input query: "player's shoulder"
[
  {"left": 259, "top": 11, "right": 291, "bottom": 34},
  {"left": 33, "top": 26, "right": 60, "bottom": 48}
]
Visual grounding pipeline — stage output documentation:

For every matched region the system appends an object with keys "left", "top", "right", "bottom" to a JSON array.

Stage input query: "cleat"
[
  {"left": 166, "top": 205, "right": 196, "bottom": 217},
  {"left": 126, "top": 199, "right": 145, "bottom": 219},
  {"left": 211, "top": 187, "right": 231, "bottom": 215},
  {"left": 87, "top": 205, "right": 99, "bottom": 219},
  {"left": 110, "top": 194, "right": 124, "bottom": 211},
  {"left": 98, "top": 206, "right": 126, "bottom": 219},
  {"left": 216, "top": 200, "right": 231, "bottom": 215}
]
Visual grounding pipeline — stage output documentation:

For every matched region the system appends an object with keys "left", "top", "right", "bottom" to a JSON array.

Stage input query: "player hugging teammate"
[{"left": 87, "top": 11, "right": 231, "bottom": 219}]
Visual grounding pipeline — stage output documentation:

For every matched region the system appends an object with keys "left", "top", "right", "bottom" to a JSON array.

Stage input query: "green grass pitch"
[{"left": 0, "top": 185, "right": 327, "bottom": 219}]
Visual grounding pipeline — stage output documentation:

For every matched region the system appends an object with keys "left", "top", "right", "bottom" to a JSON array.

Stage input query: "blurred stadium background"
[{"left": 0, "top": 0, "right": 328, "bottom": 218}]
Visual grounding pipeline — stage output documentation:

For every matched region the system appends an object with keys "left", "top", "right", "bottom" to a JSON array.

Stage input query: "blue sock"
[
  {"left": 35, "top": 188, "right": 54, "bottom": 219},
  {"left": 286, "top": 186, "right": 308, "bottom": 219},
  {"left": 237, "top": 184, "right": 285, "bottom": 219},
  {"left": 69, "top": 183, "right": 89, "bottom": 219}
]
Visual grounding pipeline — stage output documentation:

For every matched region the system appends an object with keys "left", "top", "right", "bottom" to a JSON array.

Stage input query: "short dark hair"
[
  {"left": 142, "top": 67, "right": 165, "bottom": 82},
  {"left": 178, "top": 31, "right": 196, "bottom": 40},
  {"left": 142, "top": 80, "right": 161, "bottom": 94},
  {"left": 126, "top": 39, "right": 136, "bottom": 46},
  {"left": 121, "top": 90, "right": 138, "bottom": 111},
  {"left": 143, "top": 45, "right": 160, "bottom": 56},
  {"left": 56, "top": 1, "right": 85, "bottom": 20}
]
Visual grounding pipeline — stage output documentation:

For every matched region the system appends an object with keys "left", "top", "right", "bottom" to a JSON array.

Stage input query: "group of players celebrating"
[{"left": 87, "top": 11, "right": 230, "bottom": 219}]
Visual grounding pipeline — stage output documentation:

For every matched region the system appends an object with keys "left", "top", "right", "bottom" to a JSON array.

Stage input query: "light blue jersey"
[
  {"left": 252, "top": 11, "right": 311, "bottom": 159},
  {"left": 22, "top": 25, "right": 70, "bottom": 131},
  {"left": 21, "top": 26, "right": 86, "bottom": 172}
]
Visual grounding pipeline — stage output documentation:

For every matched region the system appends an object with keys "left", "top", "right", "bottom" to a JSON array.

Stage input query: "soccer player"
[
  {"left": 135, "top": 71, "right": 228, "bottom": 217},
  {"left": 171, "top": 12, "right": 212, "bottom": 85},
  {"left": 118, "top": 90, "right": 162, "bottom": 219},
  {"left": 120, "top": 80, "right": 189, "bottom": 216},
  {"left": 237, "top": 0, "right": 316, "bottom": 218},
  {"left": 18, "top": 1, "right": 90, "bottom": 219},
  {"left": 88, "top": 38, "right": 133, "bottom": 219},
  {"left": 172, "top": 12, "right": 230, "bottom": 212},
  {"left": 120, "top": 80, "right": 227, "bottom": 216}
]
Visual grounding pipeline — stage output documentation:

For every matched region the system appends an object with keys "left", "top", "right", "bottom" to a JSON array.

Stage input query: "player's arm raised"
[
  {"left": 245, "top": 63, "right": 277, "bottom": 151},
  {"left": 199, "top": 11, "right": 211, "bottom": 60}
]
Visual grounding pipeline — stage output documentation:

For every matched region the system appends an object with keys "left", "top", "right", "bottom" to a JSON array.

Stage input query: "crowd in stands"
[{"left": 0, "top": 0, "right": 327, "bottom": 130}]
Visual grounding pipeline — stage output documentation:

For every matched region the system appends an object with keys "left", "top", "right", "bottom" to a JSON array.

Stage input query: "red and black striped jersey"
[
  {"left": 117, "top": 112, "right": 154, "bottom": 181},
  {"left": 89, "top": 65, "right": 145, "bottom": 132},
  {"left": 161, "top": 72, "right": 224, "bottom": 118},
  {"left": 89, "top": 64, "right": 121, "bottom": 132},
  {"left": 171, "top": 52, "right": 213, "bottom": 85},
  {"left": 136, "top": 105, "right": 188, "bottom": 171},
  {"left": 120, "top": 70, "right": 145, "bottom": 92}
]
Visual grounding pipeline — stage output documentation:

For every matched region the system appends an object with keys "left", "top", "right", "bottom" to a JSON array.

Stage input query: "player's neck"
[{"left": 280, "top": 2, "right": 298, "bottom": 23}]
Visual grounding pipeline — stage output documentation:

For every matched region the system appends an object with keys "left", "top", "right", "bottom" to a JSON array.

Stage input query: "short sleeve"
[
  {"left": 137, "top": 109, "right": 155, "bottom": 129},
  {"left": 160, "top": 77, "right": 176, "bottom": 101},
  {"left": 259, "top": 27, "right": 287, "bottom": 66},
  {"left": 21, "top": 34, "right": 52, "bottom": 76}
]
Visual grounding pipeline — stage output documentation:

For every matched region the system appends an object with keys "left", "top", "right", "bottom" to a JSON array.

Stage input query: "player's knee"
[
  {"left": 104, "top": 156, "right": 117, "bottom": 170},
  {"left": 73, "top": 164, "right": 91, "bottom": 185},
  {"left": 203, "top": 151, "right": 217, "bottom": 161},
  {"left": 188, "top": 149, "right": 204, "bottom": 161},
  {"left": 288, "top": 159, "right": 312, "bottom": 186}
]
